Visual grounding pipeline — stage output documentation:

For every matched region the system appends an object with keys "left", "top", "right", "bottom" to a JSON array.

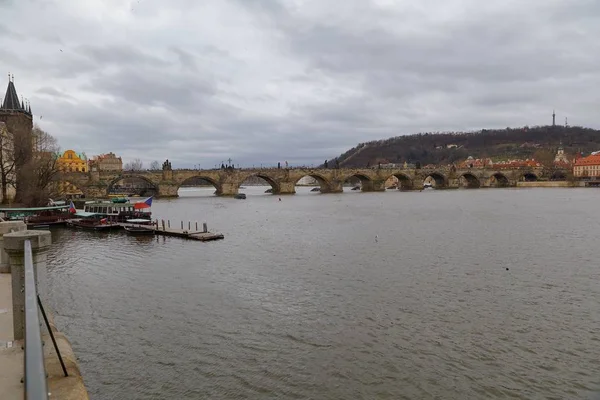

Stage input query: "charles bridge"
[{"left": 57, "top": 161, "right": 567, "bottom": 198}]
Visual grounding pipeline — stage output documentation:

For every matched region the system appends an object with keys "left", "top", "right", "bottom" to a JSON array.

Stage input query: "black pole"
[{"left": 37, "top": 295, "right": 68, "bottom": 377}]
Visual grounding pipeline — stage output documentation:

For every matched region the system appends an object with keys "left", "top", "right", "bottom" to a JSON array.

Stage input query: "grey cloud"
[
  {"left": 77, "top": 44, "right": 170, "bottom": 68},
  {"left": 1, "top": 0, "right": 598, "bottom": 168},
  {"left": 83, "top": 68, "right": 217, "bottom": 112}
]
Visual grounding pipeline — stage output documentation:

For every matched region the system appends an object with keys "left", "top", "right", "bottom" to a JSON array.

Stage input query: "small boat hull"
[
  {"left": 67, "top": 220, "right": 120, "bottom": 231},
  {"left": 124, "top": 226, "right": 155, "bottom": 235}
]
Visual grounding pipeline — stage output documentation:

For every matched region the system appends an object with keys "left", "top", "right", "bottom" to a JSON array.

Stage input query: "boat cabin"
[{"left": 82, "top": 201, "right": 151, "bottom": 222}]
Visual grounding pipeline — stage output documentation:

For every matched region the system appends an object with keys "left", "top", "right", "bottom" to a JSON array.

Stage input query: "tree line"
[{"left": 328, "top": 125, "right": 600, "bottom": 168}]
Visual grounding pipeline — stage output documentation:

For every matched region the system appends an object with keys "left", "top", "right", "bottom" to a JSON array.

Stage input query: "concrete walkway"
[
  {"left": 0, "top": 273, "right": 23, "bottom": 400},
  {"left": 0, "top": 272, "right": 89, "bottom": 399}
]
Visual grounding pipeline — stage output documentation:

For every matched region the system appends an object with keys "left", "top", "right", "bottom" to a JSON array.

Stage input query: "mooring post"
[
  {"left": 168, "top": 220, "right": 170, "bottom": 228},
  {"left": 188, "top": 221, "right": 191, "bottom": 230},
  {"left": 203, "top": 222, "right": 208, "bottom": 233},
  {"left": 162, "top": 220, "right": 165, "bottom": 231},
  {"left": 181, "top": 221, "right": 183, "bottom": 229},
  {"left": 195, "top": 222, "right": 198, "bottom": 231}
]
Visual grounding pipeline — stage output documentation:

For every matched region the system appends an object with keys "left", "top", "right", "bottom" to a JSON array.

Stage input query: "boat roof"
[
  {"left": 75, "top": 211, "right": 101, "bottom": 218},
  {"left": 85, "top": 201, "right": 135, "bottom": 206},
  {"left": 0, "top": 205, "right": 70, "bottom": 212},
  {"left": 126, "top": 219, "right": 152, "bottom": 223}
]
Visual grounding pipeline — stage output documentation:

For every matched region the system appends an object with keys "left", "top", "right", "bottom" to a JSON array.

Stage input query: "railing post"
[
  {"left": 0, "top": 221, "right": 27, "bottom": 273},
  {"left": 3, "top": 230, "right": 52, "bottom": 341}
]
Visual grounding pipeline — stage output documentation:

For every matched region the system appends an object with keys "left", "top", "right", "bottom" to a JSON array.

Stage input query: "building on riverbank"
[
  {"left": 573, "top": 153, "right": 600, "bottom": 178},
  {"left": 57, "top": 150, "right": 89, "bottom": 173},
  {"left": 89, "top": 152, "right": 123, "bottom": 172}
]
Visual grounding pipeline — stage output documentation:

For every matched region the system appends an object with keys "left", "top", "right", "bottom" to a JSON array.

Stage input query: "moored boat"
[
  {"left": 0, "top": 204, "right": 76, "bottom": 227},
  {"left": 124, "top": 226, "right": 155, "bottom": 235},
  {"left": 67, "top": 212, "right": 120, "bottom": 231},
  {"left": 81, "top": 197, "right": 153, "bottom": 222}
]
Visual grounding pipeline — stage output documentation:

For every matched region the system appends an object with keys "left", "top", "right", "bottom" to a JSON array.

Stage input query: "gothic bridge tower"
[{"left": 0, "top": 74, "right": 34, "bottom": 201}]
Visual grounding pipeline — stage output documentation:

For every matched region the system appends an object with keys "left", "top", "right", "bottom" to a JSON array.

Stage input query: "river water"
[{"left": 46, "top": 187, "right": 600, "bottom": 399}]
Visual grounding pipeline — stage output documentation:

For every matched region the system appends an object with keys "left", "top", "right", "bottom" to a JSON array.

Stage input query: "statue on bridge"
[{"left": 162, "top": 159, "right": 172, "bottom": 170}]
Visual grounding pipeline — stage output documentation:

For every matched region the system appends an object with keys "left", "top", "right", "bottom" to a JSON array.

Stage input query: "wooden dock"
[{"left": 118, "top": 223, "right": 224, "bottom": 241}]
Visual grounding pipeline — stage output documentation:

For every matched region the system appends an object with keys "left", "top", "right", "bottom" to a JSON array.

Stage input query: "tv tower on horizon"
[{"left": 552, "top": 110, "right": 556, "bottom": 126}]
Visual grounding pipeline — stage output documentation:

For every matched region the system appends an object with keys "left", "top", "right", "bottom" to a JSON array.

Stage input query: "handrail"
[{"left": 23, "top": 239, "right": 49, "bottom": 399}]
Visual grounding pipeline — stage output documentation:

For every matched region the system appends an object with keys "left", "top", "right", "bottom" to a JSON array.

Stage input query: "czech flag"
[
  {"left": 69, "top": 201, "right": 76, "bottom": 213},
  {"left": 134, "top": 197, "right": 153, "bottom": 210}
]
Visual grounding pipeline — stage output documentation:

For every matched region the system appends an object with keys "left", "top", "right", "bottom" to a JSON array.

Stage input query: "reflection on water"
[{"left": 47, "top": 187, "right": 600, "bottom": 399}]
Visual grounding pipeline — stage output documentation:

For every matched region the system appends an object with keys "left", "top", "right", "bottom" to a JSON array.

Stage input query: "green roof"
[{"left": 0, "top": 205, "right": 69, "bottom": 212}]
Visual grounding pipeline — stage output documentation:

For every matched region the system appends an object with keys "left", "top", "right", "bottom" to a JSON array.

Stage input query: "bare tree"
[
  {"left": 18, "top": 125, "right": 60, "bottom": 206},
  {"left": 149, "top": 160, "right": 160, "bottom": 170},
  {"left": 532, "top": 148, "right": 556, "bottom": 176},
  {"left": 124, "top": 158, "right": 144, "bottom": 171},
  {"left": 0, "top": 123, "right": 16, "bottom": 204}
]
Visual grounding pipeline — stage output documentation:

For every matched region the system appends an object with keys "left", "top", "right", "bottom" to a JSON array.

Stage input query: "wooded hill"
[{"left": 329, "top": 125, "right": 600, "bottom": 167}]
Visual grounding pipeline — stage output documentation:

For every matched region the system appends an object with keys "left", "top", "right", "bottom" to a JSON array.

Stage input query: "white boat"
[{"left": 423, "top": 183, "right": 433, "bottom": 189}]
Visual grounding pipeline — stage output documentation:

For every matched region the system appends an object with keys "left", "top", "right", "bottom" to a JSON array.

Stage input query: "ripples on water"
[{"left": 46, "top": 187, "right": 600, "bottom": 399}]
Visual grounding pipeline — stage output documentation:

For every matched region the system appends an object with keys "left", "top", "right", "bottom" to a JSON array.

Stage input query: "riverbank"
[{"left": 516, "top": 181, "right": 584, "bottom": 188}]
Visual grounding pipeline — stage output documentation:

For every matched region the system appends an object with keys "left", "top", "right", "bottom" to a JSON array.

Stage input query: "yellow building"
[{"left": 57, "top": 150, "right": 88, "bottom": 173}]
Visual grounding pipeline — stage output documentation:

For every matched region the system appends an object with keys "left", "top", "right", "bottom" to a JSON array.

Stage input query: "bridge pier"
[
  {"left": 277, "top": 181, "right": 296, "bottom": 195},
  {"left": 361, "top": 180, "right": 386, "bottom": 192},
  {"left": 219, "top": 183, "right": 238, "bottom": 196},
  {"left": 322, "top": 181, "right": 343, "bottom": 194},
  {"left": 158, "top": 183, "right": 179, "bottom": 197}
]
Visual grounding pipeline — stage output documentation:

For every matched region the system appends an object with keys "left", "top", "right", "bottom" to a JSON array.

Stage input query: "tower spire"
[
  {"left": 552, "top": 110, "right": 556, "bottom": 126},
  {"left": 1, "top": 75, "right": 28, "bottom": 111}
]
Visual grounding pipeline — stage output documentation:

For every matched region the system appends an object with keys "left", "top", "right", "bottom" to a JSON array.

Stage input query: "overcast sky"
[{"left": 1, "top": 0, "right": 598, "bottom": 168}]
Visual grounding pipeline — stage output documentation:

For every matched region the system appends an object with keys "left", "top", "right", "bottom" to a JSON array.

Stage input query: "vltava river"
[{"left": 46, "top": 187, "right": 600, "bottom": 399}]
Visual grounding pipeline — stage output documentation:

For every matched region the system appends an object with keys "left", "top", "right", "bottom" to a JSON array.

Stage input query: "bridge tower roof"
[
  {"left": 1, "top": 74, "right": 31, "bottom": 115},
  {"left": 2, "top": 82, "right": 21, "bottom": 111}
]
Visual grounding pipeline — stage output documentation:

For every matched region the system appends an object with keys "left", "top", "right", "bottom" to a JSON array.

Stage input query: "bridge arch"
[
  {"left": 422, "top": 171, "right": 447, "bottom": 189},
  {"left": 238, "top": 173, "right": 280, "bottom": 194},
  {"left": 385, "top": 173, "right": 414, "bottom": 190},
  {"left": 459, "top": 172, "right": 481, "bottom": 188},
  {"left": 107, "top": 175, "right": 159, "bottom": 197},
  {"left": 520, "top": 171, "right": 538, "bottom": 182},
  {"left": 490, "top": 172, "right": 509, "bottom": 187},
  {"left": 57, "top": 180, "right": 86, "bottom": 199},
  {"left": 341, "top": 173, "right": 373, "bottom": 192},
  {"left": 176, "top": 175, "right": 222, "bottom": 196},
  {"left": 293, "top": 173, "right": 332, "bottom": 193}
]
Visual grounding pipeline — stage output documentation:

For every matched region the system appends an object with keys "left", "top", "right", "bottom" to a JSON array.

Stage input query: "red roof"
[{"left": 574, "top": 154, "right": 600, "bottom": 166}]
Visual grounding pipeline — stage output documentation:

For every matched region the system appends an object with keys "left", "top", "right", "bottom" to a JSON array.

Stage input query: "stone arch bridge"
[{"left": 57, "top": 165, "right": 560, "bottom": 198}]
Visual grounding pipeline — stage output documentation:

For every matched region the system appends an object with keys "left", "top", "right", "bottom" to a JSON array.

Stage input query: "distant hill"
[{"left": 328, "top": 125, "right": 600, "bottom": 168}]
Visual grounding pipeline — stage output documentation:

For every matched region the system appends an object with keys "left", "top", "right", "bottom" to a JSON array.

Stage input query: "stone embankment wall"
[{"left": 0, "top": 224, "right": 89, "bottom": 399}]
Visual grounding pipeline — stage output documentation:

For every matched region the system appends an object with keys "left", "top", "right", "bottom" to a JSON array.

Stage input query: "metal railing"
[{"left": 23, "top": 239, "right": 48, "bottom": 399}]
